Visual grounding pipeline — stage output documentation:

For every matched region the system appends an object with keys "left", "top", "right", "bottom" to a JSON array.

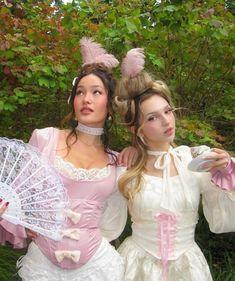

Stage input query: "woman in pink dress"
[{"left": 0, "top": 38, "right": 132, "bottom": 281}]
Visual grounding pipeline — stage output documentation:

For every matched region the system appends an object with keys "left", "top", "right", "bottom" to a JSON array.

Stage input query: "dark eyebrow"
[{"left": 77, "top": 85, "right": 104, "bottom": 89}]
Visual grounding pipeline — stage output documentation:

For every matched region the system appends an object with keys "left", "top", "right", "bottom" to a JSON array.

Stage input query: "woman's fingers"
[
  {"left": 0, "top": 199, "right": 9, "bottom": 217},
  {"left": 118, "top": 146, "right": 138, "bottom": 169},
  {"left": 26, "top": 229, "right": 38, "bottom": 240},
  {"left": 202, "top": 148, "right": 230, "bottom": 171}
]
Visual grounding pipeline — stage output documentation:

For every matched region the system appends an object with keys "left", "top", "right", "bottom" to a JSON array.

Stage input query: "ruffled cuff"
[
  {"left": 0, "top": 219, "right": 27, "bottom": 248},
  {"left": 211, "top": 158, "right": 235, "bottom": 191}
]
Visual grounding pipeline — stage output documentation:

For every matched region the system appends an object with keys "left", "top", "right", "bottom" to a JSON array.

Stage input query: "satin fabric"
[{"left": 0, "top": 127, "right": 127, "bottom": 272}]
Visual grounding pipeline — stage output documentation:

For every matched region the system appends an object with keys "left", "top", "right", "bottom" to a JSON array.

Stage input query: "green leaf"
[
  {"left": 163, "top": 5, "right": 177, "bottom": 12},
  {"left": 42, "top": 66, "right": 53, "bottom": 76},
  {"left": 142, "top": 29, "right": 154, "bottom": 39},
  {"left": 219, "top": 28, "right": 229, "bottom": 37},
  {"left": 148, "top": 53, "right": 165, "bottom": 70},
  {"left": 54, "top": 64, "right": 68, "bottom": 74},
  {"left": 12, "top": 46, "right": 32, "bottom": 54},
  {"left": 25, "top": 70, "right": 32, "bottom": 78},
  {"left": 0, "top": 101, "right": 4, "bottom": 111},
  {"left": 61, "top": 15, "right": 73, "bottom": 28},
  {"left": 125, "top": 18, "right": 138, "bottom": 33},
  {"left": 49, "top": 80, "right": 56, "bottom": 88},
  {"left": 59, "top": 81, "right": 68, "bottom": 90},
  {"left": 13, "top": 88, "right": 26, "bottom": 97},
  {"left": 38, "top": 77, "right": 50, "bottom": 88},
  {"left": 0, "top": 50, "right": 15, "bottom": 59},
  {"left": 3, "top": 103, "right": 16, "bottom": 112}
]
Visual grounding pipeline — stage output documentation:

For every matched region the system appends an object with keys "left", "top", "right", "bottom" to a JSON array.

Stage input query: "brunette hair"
[{"left": 62, "top": 64, "right": 117, "bottom": 164}]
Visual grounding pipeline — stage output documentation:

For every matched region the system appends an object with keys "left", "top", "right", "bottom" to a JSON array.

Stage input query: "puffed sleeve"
[
  {"left": 0, "top": 127, "right": 55, "bottom": 248},
  {"left": 100, "top": 166, "right": 128, "bottom": 242},
  {"left": 29, "top": 127, "right": 55, "bottom": 151},
  {"left": 200, "top": 163, "right": 235, "bottom": 233},
  {"left": 0, "top": 219, "right": 27, "bottom": 248}
]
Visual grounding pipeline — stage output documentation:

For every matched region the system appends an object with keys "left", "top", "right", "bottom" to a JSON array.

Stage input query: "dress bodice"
[
  {"left": 29, "top": 127, "right": 119, "bottom": 269},
  {"left": 130, "top": 173, "right": 200, "bottom": 261}
]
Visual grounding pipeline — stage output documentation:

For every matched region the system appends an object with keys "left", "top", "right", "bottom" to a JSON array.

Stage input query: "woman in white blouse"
[{"left": 114, "top": 48, "right": 235, "bottom": 281}]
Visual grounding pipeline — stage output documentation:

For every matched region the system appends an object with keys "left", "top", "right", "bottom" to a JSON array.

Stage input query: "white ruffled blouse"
[{"left": 118, "top": 145, "right": 235, "bottom": 281}]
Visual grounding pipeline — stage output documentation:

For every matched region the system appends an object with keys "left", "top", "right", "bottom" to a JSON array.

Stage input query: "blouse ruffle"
[{"left": 211, "top": 158, "right": 235, "bottom": 191}]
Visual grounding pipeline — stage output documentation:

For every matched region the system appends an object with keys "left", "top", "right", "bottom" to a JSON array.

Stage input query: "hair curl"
[{"left": 114, "top": 72, "right": 174, "bottom": 200}]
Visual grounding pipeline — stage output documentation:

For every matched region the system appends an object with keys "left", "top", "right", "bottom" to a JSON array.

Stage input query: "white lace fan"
[{"left": 0, "top": 137, "right": 69, "bottom": 241}]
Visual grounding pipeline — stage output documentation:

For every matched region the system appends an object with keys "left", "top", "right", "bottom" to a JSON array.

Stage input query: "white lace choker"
[{"left": 76, "top": 123, "right": 104, "bottom": 135}]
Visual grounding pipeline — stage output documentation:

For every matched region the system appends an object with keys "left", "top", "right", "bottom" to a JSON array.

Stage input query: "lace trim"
[{"left": 54, "top": 155, "right": 110, "bottom": 181}]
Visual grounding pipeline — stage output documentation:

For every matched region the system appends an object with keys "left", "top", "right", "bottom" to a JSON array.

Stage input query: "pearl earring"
[{"left": 107, "top": 114, "right": 112, "bottom": 121}]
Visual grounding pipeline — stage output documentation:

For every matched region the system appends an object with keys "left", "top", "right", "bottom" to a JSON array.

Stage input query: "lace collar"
[{"left": 54, "top": 155, "right": 110, "bottom": 181}]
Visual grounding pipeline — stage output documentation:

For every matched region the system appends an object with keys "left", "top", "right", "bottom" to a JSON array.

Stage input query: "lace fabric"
[
  {"left": 54, "top": 155, "right": 110, "bottom": 181},
  {"left": 0, "top": 137, "right": 69, "bottom": 241}
]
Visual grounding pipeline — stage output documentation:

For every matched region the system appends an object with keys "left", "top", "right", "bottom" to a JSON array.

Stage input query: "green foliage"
[
  {"left": 0, "top": 1, "right": 77, "bottom": 115},
  {"left": 175, "top": 115, "right": 224, "bottom": 147},
  {"left": 226, "top": 0, "right": 235, "bottom": 15},
  {"left": 110, "top": 114, "right": 132, "bottom": 151},
  {"left": 195, "top": 204, "right": 235, "bottom": 281},
  {"left": 0, "top": 1, "right": 234, "bottom": 280},
  {"left": 95, "top": 0, "right": 234, "bottom": 140},
  {"left": 0, "top": 0, "right": 234, "bottom": 152},
  {"left": 0, "top": 244, "right": 26, "bottom": 281}
]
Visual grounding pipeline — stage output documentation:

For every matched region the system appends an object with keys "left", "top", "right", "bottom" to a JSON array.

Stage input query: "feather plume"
[
  {"left": 121, "top": 48, "right": 145, "bottom": 78},
  {"left": 80, "top": 37, "right": 119, "bottom": 69}
]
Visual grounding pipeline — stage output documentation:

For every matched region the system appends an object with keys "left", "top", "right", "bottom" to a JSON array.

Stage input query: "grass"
[
  {"left": 195, "top": 205, "right": 235, "bottom": 281},
  {"left": 0, "top": 244, "right": 26, "bottom": 281}
]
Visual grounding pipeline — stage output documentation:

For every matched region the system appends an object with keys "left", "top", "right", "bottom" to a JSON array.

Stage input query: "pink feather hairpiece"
[
  {"left": 80, "top": 37, "right": 119, "bottom": 69},
  {"left": 121, "top": 48, "right": 145, "bottom": 78}
]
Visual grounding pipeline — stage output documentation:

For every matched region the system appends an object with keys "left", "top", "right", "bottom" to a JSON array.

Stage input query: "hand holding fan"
[
  {"left": 0, "top": 199, "right": 8, "bottom": 216},
  {"left": 0, "top": 137, "right": 69, "bottom": 241}
]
